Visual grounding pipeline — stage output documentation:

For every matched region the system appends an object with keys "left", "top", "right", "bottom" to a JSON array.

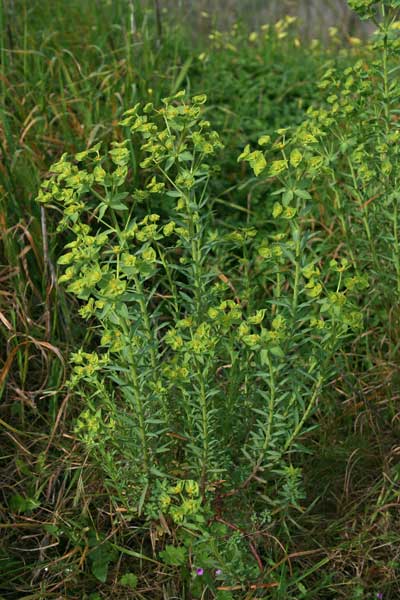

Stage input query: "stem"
[
  {"left": 283, "top": 375, "right": 323, "bottom": 454},
  {"left": 199, "top": 369, "right": 209, "bottom": 494},
  {"left": 191, "top": 356, "right": 209, "bottom": 494},
  {"left": 291, "top": 224, "right": 301, "bottom": 317},
  {"left": 262, "top": 352, "right": 276, "bottom": 458},
  {"left": 237, "top": 351, "right": 276, "bottom": 490},
  {"left": 156, "top": 165, "right": 204, "bottom": 316},
  {"left": 272, "top": 269, "right": 281, "bottom": 316},
  {"left": 381, "top": 4, "right": 390, "bottom": 133},
  {"left": 134, "top": 275, "right": 157, "bottom": 371},
  {"left": 155, "top": 243, "right": 179, "bottom": 316},
  {"left": 330, "top": 175, "right": 359, "bottom": 272},
  {"left": 120, "top": 320, "right": 150, "bottom": 477},
  {"left": 185, "top": 193, "right": 203, "bottom": 319},
  {"left": 347, "top": 157, "right": 379, "bottom": 270},
  {"left": 243, "top": 241, "right": 252, "bottom": 312}
]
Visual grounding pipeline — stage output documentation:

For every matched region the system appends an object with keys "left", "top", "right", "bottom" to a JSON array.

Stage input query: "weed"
[{"left": 2, "top": 1, "right": 400, "bottom": 598}]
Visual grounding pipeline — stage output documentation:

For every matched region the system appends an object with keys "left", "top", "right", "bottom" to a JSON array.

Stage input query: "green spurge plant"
[
  {"left": 243, "top": 1, "right": 400, "bottom": 338},
  {"left": 37, "top": 91, "right": 362, "bottom": 590}
]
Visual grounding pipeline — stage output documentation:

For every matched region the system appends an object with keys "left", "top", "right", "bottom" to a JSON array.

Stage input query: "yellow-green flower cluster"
[
  {"left": 165, "top": 319, "right": 218, "bottom": 357},
  {"left": 236, "top": 310, "right": 286, "bottom": 354},
  {"left": 157, "top": 479, "right": 201, "bottom": 525},
  {"left": 70, "top": 350, "right": 109, "bottom": 382},
  {"left": 162, "top": 357, "right": 190, "bottom": 383},
  {"left": 101, "top": 329, "right": 124, "bottom": 353},
  {"left": 75, "top": 407, "right": 116, "bottom": 448},
  {"left": 348, "top": 0, "right": 377, "bottom": 18},
  {"left": 35, "top": 139, "right": 132, "bottom": 228},
  {"left": 208, "top": 300, "right": 242, "bottom": 330},
  {"left": 118, "top": 91, "right": 223, "bottom": 182}
]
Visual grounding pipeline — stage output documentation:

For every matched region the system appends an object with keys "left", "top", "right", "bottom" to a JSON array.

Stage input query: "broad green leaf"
[
  {"left": 91, "top": 559, "right": 109, "bottom": 583},
  {"left": 248, "top": 150, "right": 267, "bottom": 176},
  {"left": 294, "top": 189, "right": 312, "bottom": 200},
  {"left": 282, "top": 189, "right": 294, "bottom": 205}
]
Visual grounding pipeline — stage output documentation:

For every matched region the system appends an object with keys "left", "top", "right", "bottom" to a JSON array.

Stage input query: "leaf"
[
  {"left": 43, "top": 524, "right": 61, "bottom": 536},
  {"left": 269, "top": 346, "right": 284, "bottom": 358},
  {"left": 108, "top": 201, "right": 128, "bottom": 211},
  {"left": 75, "top": 149, "right": 89, "bottom": 161},
  {"left": 258, "top": 135, "right": 271, "bottom": 146},
  {"left": 178, "top": 151, "right": 194, "bottom": 162},
  {"left": 290, "top": 148, "right": 303, "bottom": 167},
  {"left": 192, "top": 94, "right": 207, "bottom": 104},
  {"left": 120, "top": 573, "right": 138, "bottom": 589},
  {"left": 269, "top": 159, "right": 288, "bottom": 176},
  {"left": 260, "top": 349, "right": 269, "bottom": 365},
  {"left": 170, "top": 58, "right": 193, "bottom": 95},
  {"left": 98, "top": 202, "right": 108, "bottom": 220},
  {"left": 89, "top": 541, "right": 117, "bottom": 583},
  {"left": 113, "top": 192, "right": 129, "bottom": 201},
  {"left": 294, "top": 189, "right": 312, "bottom": 200},
  {"left": 248, "top": 309, "right": 266, "bottom": 324},
  {"left": 165, "top": 156, "right": 176, "bottom": 171},
  {"left": 159, "top": 544, "right": 187, "bottom": 566},
  {"left": 282, "top": 189, "right": 294, "bottom": 205},
  {"left": 111, "top": 542, "right": 159, "bottom": 564},
  {"left": 248, "top": 150, "right": 267, "bottom": 176},
  {"left": 57, "top": 252, "right": 74, "bottom": 265},
  {"left": 9, "top": 494, "right": 40, "bottom": 514},
  {"left": 237, "top": 144, "right": 251, "bottom": 162},
  {"left": 91, "top": 559, "right": 109, "bottom": 583}
]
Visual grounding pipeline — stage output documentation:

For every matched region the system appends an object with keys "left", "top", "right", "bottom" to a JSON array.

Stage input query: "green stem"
[
  {"left": 347, "top": 158, "right": 379, "bottom": 270},
  {"left": 195, "top": 359, "right": 209, "bottom": 493},
  {"left": 156, "top": 166, "right": 204, "bottom": 315},
  {"left": 243, "top": 241, "right": 252, "bottom": 313},
  {"left": 291, "top": 225, "right": 301, "bottom": 317},
  {"left": 262, "top": 352, "right": 276, "bottom": 457},
  {"left": 381, "top": 4, "right": 390, "bottom": 133},
  {"left": 185, "top": 193, "right": 203, "bottom": 319},
  {"left": 120, "top": 320, "right": 150, "bottom": 477},
  {"left": 155, "top": 244, "right": 179, "bottom": 316},
  {"left": 134, "top": 275, "right": 157, "bottom": 371},
  {"left": 283, "top": 375, "right": 323, "bottom": 454},
  {"left": 330, "top": 176, "right": 359, "bottom": 272},
  {"left": 239, "top": 351, "right": 276, "bottom": 488}
]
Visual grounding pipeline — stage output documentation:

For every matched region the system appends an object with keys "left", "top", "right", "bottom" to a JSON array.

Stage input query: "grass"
[{"left": 1, "top": 1, "right": 400, "bottom": 598}]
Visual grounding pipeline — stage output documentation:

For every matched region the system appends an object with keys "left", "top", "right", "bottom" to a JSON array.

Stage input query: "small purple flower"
[
  {"left": 376, "top": 594, "right": 383, "bottom": 600},
  {"left": 215, "top": 569, "right": 222, "bottom": 576},
  {"left": 196, "top": 567, "right": 204, "bottom": 576}
]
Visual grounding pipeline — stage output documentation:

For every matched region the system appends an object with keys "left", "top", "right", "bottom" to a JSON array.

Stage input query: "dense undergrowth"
[{"left": 1, "top": 1, "right": 400, "bottom": 598}]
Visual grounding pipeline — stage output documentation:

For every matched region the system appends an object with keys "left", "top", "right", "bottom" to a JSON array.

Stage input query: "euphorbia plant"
[
  {"left": 37, "top": 91, "right": 362, "bottom": 589},
  {"left": 245, "top": 0, "right": 400, "bottom": 318}
]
